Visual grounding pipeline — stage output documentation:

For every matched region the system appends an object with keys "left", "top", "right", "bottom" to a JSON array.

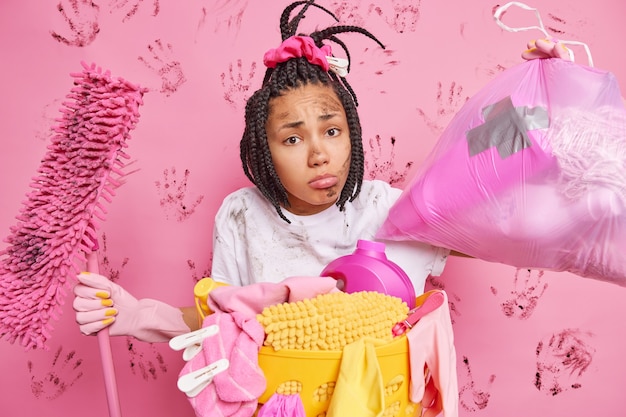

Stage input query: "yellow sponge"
[{"left": 256, "top": 291, "right": 408, "bottom": 351}]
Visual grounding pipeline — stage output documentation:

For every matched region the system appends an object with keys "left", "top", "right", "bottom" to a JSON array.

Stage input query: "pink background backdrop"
[{"left": 1, "top": 0, "right": 625, "bottom": 416}]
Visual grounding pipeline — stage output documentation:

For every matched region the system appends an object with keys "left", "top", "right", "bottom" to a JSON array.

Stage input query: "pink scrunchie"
[{"left": 263, "top": 35, "right": 332, "bottom": 71}]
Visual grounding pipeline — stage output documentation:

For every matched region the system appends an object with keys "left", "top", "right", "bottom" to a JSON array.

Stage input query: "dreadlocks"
[{"left": 240, "top": 0, "right": 385, "bottom": 223}]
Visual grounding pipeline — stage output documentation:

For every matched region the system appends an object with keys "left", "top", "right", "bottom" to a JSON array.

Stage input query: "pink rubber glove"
[
  {"left": 521, "top": 38, "right": 572, "bottom": 61},
  {"left": 406, "top": 290, "right": 458, "bottom": 417},
  {"left": 73, "top": 272, "right": 190, "bottom": 342}
]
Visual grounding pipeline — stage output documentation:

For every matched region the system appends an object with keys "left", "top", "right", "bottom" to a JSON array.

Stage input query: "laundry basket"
[
  {"left": 193, "top": 278, "right": 423, "bottom": 417},
  {"left": 257, "top": 333, "right": 421, "bottom": 417}
]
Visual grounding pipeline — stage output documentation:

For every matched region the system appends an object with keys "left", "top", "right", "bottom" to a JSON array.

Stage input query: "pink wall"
[{"left": 1, "top": 1, "right": 625, "bottom": 416}]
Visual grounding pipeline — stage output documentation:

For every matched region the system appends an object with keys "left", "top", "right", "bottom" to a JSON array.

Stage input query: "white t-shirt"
[{"left": 211, "top": 179, "right": 448, "bottom": 294}]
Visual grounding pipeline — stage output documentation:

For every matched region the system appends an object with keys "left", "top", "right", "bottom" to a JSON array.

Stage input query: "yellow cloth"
[{"left": 326, "top": 337, "right": 388, "bottom": 417}]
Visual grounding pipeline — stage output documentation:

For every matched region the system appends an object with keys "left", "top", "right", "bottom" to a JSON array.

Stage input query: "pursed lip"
[{"left": 308, "top": 174, "right": 338, "bottom": 189}]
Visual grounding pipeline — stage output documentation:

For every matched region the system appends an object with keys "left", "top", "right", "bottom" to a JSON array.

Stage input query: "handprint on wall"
[
  {"left": 35, "top": 98, "right": 63, "bottom": 142},
  {"left": 187, "top": 258, "right": 213, "bottom": 284},
  {"left": 330, "top": 0, "right": 421, "bottom": 32},
  {"left": 416, "top": 81, "right": 469, "bottom": 134},
  {"left": 98, "top": 232, "right": 130, "bottom": 283},
  {"left": 220, "top": 59, "right": 257, "bottom": 110},
  {"left": 474, "top": 60, "right": 508, "bottom": 85},
  {"left": 459, "top": 355, "right": 496, "bottom": 412},
  {"left": 50, "top": 0, "right": 101, "bottom": 47},
  {"left": 535, "top": 328, "right": 595, "bottom": 396},
  {"left": 328, "top": 0, "right": 368, "bottom": 27},
  {"left": 197, "top": 0, "right": 248, "bottom": 35},
  {"left": 543, "top": 11, "right": 577, "bottom": 36},
  {"left": 108, "top": 0, "right": 160, "bottom": 22},
  {"left": 357, "top": 47, "right": 399, "bottom": 80},
  {"left": 364, "top": 134, "right": 413, "bottom": 187},
  {"left": 427, "top": 273, "right": 461, "bottom": 324},
  {"left": 543, "top": 13, "right": 593, "bottom": 62},
  {"left": 490, "top": 268, "right": 548, "bottom": 320},
  {"left": 126, "top": 338, "right": 168, "bottom": 381},
  {"left": 155, "top": 167, "right": 205, "bottom": 222},
  {"left": 369, "top": 0, "right": 421, "bottom": 33},
  {"left": 28, "top": 346, "right": 84, "bottom": 400},
  {"left": 138, "top": 39, "right": 187, "bottom": 97}
]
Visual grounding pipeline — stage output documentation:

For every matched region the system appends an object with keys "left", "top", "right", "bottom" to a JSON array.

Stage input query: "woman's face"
[{"left": 265, "top": 83, "right": 352, "bottom": 216}]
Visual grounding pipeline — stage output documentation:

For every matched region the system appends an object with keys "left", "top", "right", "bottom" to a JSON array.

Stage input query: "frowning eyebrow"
[{"left": 275, "top": 111, "right": 340, "bottom": 130}]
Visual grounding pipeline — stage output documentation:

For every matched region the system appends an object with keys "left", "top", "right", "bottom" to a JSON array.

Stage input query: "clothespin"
[
  {"left": 177, "top": 358, "right": 230, "bottom": 397},
  {"left": 169, "top": 325, "right": 219, "bottom": 361},
  {"left": 326, "top": 56, "right": 349, "bottom": 77}
]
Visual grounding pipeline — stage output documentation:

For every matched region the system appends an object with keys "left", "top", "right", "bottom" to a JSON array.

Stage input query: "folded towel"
[{"left": 182, "top": 311, "right": 266, "bottom": 417}]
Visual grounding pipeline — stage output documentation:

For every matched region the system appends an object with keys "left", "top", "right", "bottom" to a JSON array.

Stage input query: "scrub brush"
[
  {"left": 257, "top": 291, "right": 409, "bottom": 351},
  {"left": 0, "top": 61, "right": 147, "bottom": 416}
]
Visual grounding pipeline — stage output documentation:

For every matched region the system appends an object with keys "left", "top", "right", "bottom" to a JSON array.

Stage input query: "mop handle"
[{"left": 86, "top": 250, "right": 122, "bottom": 417}]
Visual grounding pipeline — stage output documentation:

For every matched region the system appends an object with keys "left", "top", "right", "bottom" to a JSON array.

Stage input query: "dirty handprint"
[
  {"left": 369, "top": 0, "right": 421, "bottom": 33},
  {"left": 459, "top": 355, "right": 496, "bottom": 412},
  {"left": 28, "top": 346, "right": 84, "bottom": 400},
  {"left": 535, "top": 329, "right": 595, "bottom": 396},
  {"left": 416, "top": 81, "right": 469, "bottom": 133},
  {"left": 138, "top": 39, "right": 187, "bottom": 97},
  {"left": 491, "top": 268, "right": 548, "bottom": 320},
  {"left": 221, "top": 59, "right": 257, "bottom": 109},
  {"left": 50, "top": 0, "right": 100, "bottom": 47},
  {"left": 108, "top": 0, "right": 160, "bottom": 22},
  {"left": 155, "top": 167, "right": 204, "bottom": 222},
  {"left": 364, "top": 135, "right": 413, "bottom": 187},
  {"left": 126, "top": 338, "right": 168, "bottom": 380},
  {"left": 98, "top": 233, "right": 130, "bottom": 283}
]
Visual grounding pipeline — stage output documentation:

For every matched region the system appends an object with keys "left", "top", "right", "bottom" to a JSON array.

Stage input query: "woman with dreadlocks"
[{"left": 211, "top": 1, "right": 451, "bottom": 290}]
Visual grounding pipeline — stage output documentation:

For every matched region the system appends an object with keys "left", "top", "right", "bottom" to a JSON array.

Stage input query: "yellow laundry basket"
[
  {"left": 257, "top": 334, "right": 421, "bottom": 417},
  {"left": 194, "top": 278, "right": 423, "bottom": 417}
]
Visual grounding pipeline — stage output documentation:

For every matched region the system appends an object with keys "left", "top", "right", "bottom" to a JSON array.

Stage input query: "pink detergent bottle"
[{"left": 321, "top": 239, "right": 416, "bottom": 309}]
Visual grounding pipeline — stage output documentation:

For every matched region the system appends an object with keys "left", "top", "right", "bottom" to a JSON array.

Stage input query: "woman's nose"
[{"left": 308, "top": 141, "right": 329, "bottom": 166}]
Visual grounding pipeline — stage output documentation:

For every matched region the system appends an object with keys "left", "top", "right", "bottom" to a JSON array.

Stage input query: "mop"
[{"left": 0, "top": 61, "right": 147, "bottom": 417}]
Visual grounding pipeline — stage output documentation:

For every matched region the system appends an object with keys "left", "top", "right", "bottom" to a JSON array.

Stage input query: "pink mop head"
[{"left": 0, "top": 62, "right": 147, "bottom": 350}]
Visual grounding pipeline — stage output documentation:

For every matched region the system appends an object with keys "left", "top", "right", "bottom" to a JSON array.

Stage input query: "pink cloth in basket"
[
  {"left": 257, "top": 393, "right": 306, "bottom": 417},
  {"left": 406, "top": 291, "right": 458, "bottom": 417},
  {"left": 180, "top": 276, "right": 339, "bottom": 417},
  {"left": 208, "top": 276, "right": 340, "bottom": 316},
  {"left": 183, "top": 311, "right": 266, "bottom": 417}
]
